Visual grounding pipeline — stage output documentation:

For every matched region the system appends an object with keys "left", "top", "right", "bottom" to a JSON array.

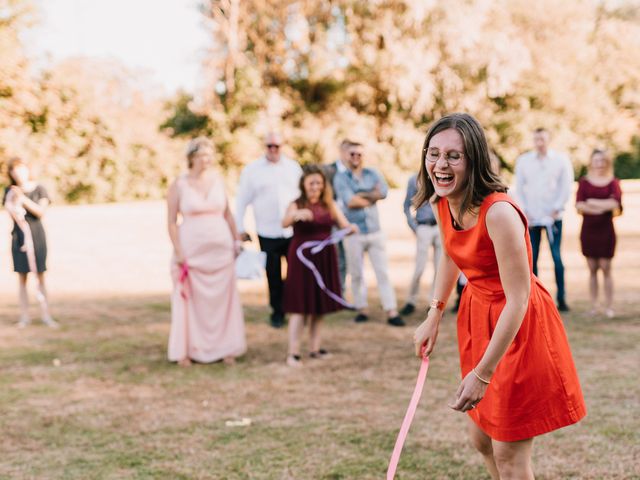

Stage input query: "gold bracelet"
[{"left": 472, "top": 368, "right": 491, "bottom": 384}]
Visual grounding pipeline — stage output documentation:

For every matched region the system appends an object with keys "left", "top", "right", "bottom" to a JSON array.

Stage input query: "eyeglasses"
[
  {"left": 350, "top": 152, "right": 362, "bottom": 158},
  {"left": 266, "top": 144, "right": 280, "bottom": 150},
  {"left": 424, "top": 149, "right": 464, "bottom": 166}
]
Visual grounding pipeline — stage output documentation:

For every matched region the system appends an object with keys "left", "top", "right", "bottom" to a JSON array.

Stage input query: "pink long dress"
[{"left": 168, "top": 174, "right": 246, "bottom": 362}]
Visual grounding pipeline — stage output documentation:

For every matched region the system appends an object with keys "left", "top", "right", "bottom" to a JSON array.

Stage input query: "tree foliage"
[
  {"left": 3, "top": 0, "right": 640, "bottom": 204},
  {"left": 194, "top": 0, "right": 640, "bottom": 180}
]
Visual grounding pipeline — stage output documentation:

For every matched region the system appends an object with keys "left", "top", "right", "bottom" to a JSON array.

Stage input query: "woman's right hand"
[
  {"left": 175, "top": 250, "right": 186, "bottom": 265},
  {"left": 295, "top": 208, "right": 314, "bottom": 222},
  {"left": 413, "top": 309, "right": 442, "bottom": 358}
]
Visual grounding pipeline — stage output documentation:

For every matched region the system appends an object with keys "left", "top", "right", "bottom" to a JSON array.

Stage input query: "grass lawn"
[{"left": 0, "top": 187, "right": 639, "bottom": 479}]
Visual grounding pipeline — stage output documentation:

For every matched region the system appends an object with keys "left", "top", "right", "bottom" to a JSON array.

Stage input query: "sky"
[{"left": 23, "top": 0, "right": 210, "bottom": 94}]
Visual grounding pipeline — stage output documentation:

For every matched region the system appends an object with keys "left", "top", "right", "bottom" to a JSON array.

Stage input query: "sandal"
[
  {"left": 286, "top": 354, "right": 303, "bottom": 367},
  {"left": 309, "top": 349, "right": 331, "bottom": 359}
]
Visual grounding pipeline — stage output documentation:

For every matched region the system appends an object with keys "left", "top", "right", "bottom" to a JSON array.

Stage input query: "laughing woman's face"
[{"left": 425, "top": 128, "right": 469, "bottom": 201}]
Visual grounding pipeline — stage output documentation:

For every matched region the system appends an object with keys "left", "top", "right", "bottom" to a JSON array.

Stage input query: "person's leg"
[
  {"left": 600, "top": 258, "right": 614, "bottom": 317},
  {"left": 404, "top": 225, "right": 429, "bottom": 312},
  {"left": 586, "top": 257, "right": 599, "bottom": 314},
  {"left": 466, "top": 418, "right": 499, "bottom": 480},
  {"left": 287, "top": 313, "right": 305, "bottom": 366},
  {"left": 309, "top": 315, "right": 329, "bottom": 358},
  {"left": 344, "top": 234, "right": 368, "bottom": 318},
  {"left": 18, "top": 273, "right": 30, "bottom": 327},
  {"left": 368, "top": 231, "right": 401, "bottom": 324},
  {"left": 492, "top": 437, "right": 535, "bottom": 480},
  {"left": 36, "top": 272, "right": 58, "bottom": 328},
  {"left": 528, "top": 226, "right": 542, "bottom": 277},
  {"left": 549, "top": 220, "right": 567, "bottom": 308},
  {"left": 275, "top": 236, "right": 291, "bottom": 317},
  {"left": 258, "top": 236, "right": 286, "bottom": 327}
]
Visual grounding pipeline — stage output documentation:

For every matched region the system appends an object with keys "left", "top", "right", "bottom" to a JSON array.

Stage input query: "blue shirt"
[
  {"left": 403, "top": 174, "right": 436, "bottom": 231},
  {"left": 334, "top": 167, "right": 388, "bottom": 234}
]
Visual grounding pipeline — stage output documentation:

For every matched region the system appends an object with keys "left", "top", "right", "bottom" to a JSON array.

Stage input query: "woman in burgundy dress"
[
  {"left": 282, "top": 165, "right": 357, "bottom": 367},
  {"left": 576, "top": 149, "right": 622, "bottom": 318}
]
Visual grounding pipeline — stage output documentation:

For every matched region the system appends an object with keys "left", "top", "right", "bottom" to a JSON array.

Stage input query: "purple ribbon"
[{"left": 295, "top": 227, "right": 354, "bottom": 309}]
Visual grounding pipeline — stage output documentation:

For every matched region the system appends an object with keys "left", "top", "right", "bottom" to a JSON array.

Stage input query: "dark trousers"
[
  {"left": 258, "top": 236, "right": 291, "bottom": 317},
  {"left": 529, "top": 220, "right": 566, "bottom": 303},
  {"left": 336, "top": 238, "right": 347, "bottom": 295}
]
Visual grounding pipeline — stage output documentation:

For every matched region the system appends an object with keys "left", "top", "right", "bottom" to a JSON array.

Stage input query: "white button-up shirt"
[
  {"left": 235, "top": 155, "right": 302, "bottom": 238},
  {"left": 514, "top": 149, "right": 574, "bottom": 226}
]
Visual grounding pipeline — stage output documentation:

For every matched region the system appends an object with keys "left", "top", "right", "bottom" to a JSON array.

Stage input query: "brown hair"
[
  {"left": 185, "top": 137, "right": 213, "bottom": 168},
  {"left": 7, "top": 157, "right": 27, "bottom": 185},
  {"left": 295, "top": 164, "right": 335, "bottom": 212},
  {"left": 414, "top": 113, "right": 508, "bottom": 226}
]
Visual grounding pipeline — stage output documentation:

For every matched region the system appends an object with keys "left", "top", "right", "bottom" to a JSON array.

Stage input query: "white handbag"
[{"left": 235, "top": 249, "right": 266, "bottom": 279}]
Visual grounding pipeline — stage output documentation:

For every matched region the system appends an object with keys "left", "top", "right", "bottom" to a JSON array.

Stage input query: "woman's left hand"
[
  {"left": 348, "top": 223, "right": 359, "bottom": 235},
  {"left": 233, "top": 240, "right": 243, "bottom": 258},
  {"left": 448, "top": 370, "right": 488, "bottom": 413}
]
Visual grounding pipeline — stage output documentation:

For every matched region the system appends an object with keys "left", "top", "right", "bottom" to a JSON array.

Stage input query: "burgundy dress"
[
  {"left": 576, "top": 177, "right": 622, "bottom": 259},
  {"left": 283, "top": 203, "right": 344, "bottom": 315}
]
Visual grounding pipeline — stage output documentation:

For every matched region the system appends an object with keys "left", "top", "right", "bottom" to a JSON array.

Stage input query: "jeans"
[{"left": 529, "top": 220, "right": 566, "bottom": 304}]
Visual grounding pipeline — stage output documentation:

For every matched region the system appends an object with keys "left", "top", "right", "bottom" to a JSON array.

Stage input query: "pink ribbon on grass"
[{"left": 387, "top": 351, "right": 430, "bottom": 479}]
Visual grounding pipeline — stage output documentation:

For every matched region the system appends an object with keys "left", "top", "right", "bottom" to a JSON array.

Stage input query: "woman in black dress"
[
  {"left": 281, "top": 165, "right": 357, "bottom": 367},
  {"left": 3, "top": 158, "right": 57, "bottom": 328}
]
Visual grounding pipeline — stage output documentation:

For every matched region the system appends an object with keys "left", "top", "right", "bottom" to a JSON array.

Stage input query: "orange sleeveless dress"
[{"left": 438, "top": 192, "right": 586, "bottom": 442}]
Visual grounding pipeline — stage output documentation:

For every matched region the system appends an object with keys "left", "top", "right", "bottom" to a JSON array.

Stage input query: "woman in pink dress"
[
  {"left": 575, "top": 149, "right": 622, "bottom": 318},
  {"left": 166, "top": 137, "right": 246, "bottom": 366}
]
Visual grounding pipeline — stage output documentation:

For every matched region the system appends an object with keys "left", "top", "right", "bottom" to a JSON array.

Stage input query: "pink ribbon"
[
  {"left": 295, "top": 227, "right": 354, "bottom": 309},
  {"left": 387, "top": 354, "right": 430, "bottom": 479},
  {"left": 178, "top": 263, "right": 189, "bottom": 300}
]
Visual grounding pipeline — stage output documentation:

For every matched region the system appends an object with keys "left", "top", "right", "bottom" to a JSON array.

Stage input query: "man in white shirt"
[
  {"left": 236, "top": 132, "right": 302, "bottom": 328},
  {"left": 515, "top": 128, "right": 574, "bottom": 311}
]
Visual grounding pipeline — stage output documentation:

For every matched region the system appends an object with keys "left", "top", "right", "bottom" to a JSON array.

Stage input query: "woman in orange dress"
[{"left": 413, "top": 113, "right": 586, "bottom": 479}]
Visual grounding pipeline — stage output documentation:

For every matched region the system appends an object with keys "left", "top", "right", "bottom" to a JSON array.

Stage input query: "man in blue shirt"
[
  {"left": 399, "top": 173, "right": 441, "bottom": 316},
  {"left": 334, "top": 142, "right": 403, "bottom": 327},
  {"left": 323, "top": 139, "right": 352, "bottom": 292}
]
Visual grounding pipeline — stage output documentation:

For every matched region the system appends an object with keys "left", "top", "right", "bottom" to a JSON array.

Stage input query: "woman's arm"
[
  {"left": 449, "top": 202, "right": 530, "bottom": 412},
  {"left": 282, "top": 202, "right": 299, "bottom": 228},
  {"left": 166, "top": 181, "right": 184, "bottom": 264},
  {"left": 12, "top": 186, "right": 48, "bottom": 219},
  {"left": 585, "top": 197, "right": 620, "bottom": 211},
  {"left": 413, "top": 200, "right": 460, "bottom": 357},
  {"left": 576, "top": 201, "right": 605, "bottom": 215},
  {"left": 329, "top": 202, "right": 357, "bottom": 232}
]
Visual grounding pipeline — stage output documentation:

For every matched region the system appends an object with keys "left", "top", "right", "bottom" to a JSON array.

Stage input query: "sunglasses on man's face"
[
  {"left": 350, "top": 152, "right": 362, "bottom": 158},
  {"left": 266, "top": 144, "right": 281, "bottom": 150}
]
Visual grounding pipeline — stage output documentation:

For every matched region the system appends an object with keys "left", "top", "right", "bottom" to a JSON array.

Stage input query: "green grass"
[{"left": 0, "top": 293, "right": 638, "bottom": 479}]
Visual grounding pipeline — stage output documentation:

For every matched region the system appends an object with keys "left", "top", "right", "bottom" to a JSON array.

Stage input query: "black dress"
[{"left": 3, "top": 185, "right": 49, "bottom": 273}]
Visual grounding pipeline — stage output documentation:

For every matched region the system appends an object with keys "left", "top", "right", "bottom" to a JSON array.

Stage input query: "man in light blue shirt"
[
  {"left": 515, "top": 127, "right": 574, "bottom": 311},
  {"left": 323, "top": 139, "right": 352, "bottom": 292},
  {"left": 334, "top": 142, "right": 403, "bottom": 327},
  {"left": 399, "top": 173, "right": 441, "bottom": 316}
]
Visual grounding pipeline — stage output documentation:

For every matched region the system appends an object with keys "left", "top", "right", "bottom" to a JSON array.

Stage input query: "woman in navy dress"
[
  {"left": 281, "top": 165, "right": 356, "bottom": 367},
  {"left": 3, "top": 158, "right": 57, "bottom": 328},
  {"left": 576, "top": 149, "right": 622, "bottom": 318}
]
